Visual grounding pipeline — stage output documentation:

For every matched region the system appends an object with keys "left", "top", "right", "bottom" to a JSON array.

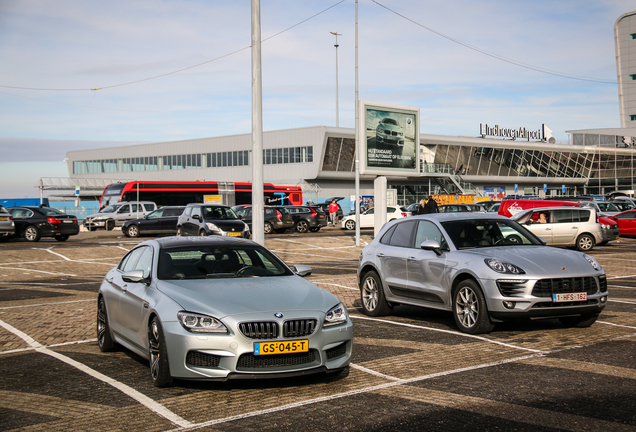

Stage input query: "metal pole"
[
  {"left": 330, "top": 31, "right": 341, "bottom": 127},
  {"left": 251, "top": 0, "right": 264, "bottom": 245},
  {"left": 354, "top": 0, "right": 360, "bottom": 246}
]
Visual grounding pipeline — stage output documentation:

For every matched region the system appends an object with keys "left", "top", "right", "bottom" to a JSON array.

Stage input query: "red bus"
[{"left": 99, "top": 181, "right": 303, "bottom": 208}]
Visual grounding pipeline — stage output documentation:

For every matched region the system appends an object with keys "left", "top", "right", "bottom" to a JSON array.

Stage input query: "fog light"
[
  {"left": 600, "top": 296, "right": 607, "bottom": 304},
  {"left": 503, "top": 301, "right": 516, "bottom": 309}
]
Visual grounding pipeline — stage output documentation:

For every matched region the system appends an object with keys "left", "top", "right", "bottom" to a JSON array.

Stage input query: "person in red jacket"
[{"left": 328, "top": 200, "right": 338, "bottom": 227}]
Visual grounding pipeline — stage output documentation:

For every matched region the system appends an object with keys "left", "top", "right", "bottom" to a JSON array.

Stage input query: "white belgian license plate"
[
  {"left": 254, "top": 339, "right": 309, "bottom": 356},
  {"left": 553, "top": 292, "right": 587, "bottom": 302}
]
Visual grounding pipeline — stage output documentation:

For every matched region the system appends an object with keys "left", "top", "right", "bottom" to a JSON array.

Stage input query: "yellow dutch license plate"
[
  {"left": 0, "top": 217, "right": 7, "bottom": 221},
  {"left": 227, "top": 232, "right": 241, "bottom": 237},
  {"left": 254, "top": 339, "right": 309, "bottom": 356}
]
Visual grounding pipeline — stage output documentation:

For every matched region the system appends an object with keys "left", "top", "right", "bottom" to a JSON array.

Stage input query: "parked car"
[
  {"left": 576, "top": 201, "right": 622, "bottom": 217},
  {"left": 96, "top": 236, "right": 353, "bottom": 386},
  {"left": 176, "top": 204, "right": 249, "bottom": 238},
  {"left": 316, "top": 197, "right": 345, "bottom": 223},
  {"left": 487, "top": 203, "right": 500, "bottom": 213},
  {"left": 340, "top": 205, "right": 408, "bottom": 230},
  {"left": 357, "top": 213, "right": 608, "bottom": 334},
  {"left": 610, "top": 209, "right": 636, "bottom": 235},
  {"left": 232, "top": 205, "right": 294, "bottom": 234},
  {"left": 283, "top": 205, "right": 328, "bottom": 233},
  {"left": 405, "top": 202, "right": 420, "bottom": 216},
  {"left": 0, "top": 205, "right": 15, "bottom": 240},
  {"left": 438, "top": 204, "right": 472, "bottom": 213},
  {"left": 122, "top": 206, "right": 185, "bottom": 238},
  {"left": 375, "top": 117, "right": 404, "bottom": 146},
  {"left": 84, "top": 201, "right": 157, "bottom": 231},
  {"left": 7, "top": 206, "right": 79, "bottom": 242},
  {"left": 481, "top": 201, "right": 501, "bottom": 211},
  {"left": 610, "top": 200, "right": 636, "bottom": 212},
  {"left": 511, "top": 206, "right": 613, "bottom": 251}
]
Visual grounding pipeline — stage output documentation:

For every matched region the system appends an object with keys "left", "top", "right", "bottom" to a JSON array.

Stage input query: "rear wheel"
[
  {"left": 54, "top": 235, "right": 69, "bottom": 242},
  {"left": 175, "top": 226, "right": 182, "bottom": 236},
  {"left": 275, "top": 228, "right": 287, "bottom": 234},
  {"left": 559, "top": 313, "right": 599, "bottom": 328},
  {"left": 452, "top": 280, "right": 494, "bottom": 334},
  {"left": 149, "top": 316, "right": 173, "bottom": 387},
  {"left": 296, "top": 220, "right": 309, "bottom": 233},
  {"left": 576, "top": 234, "right": 594, "bottom": 252},
  {"left": 344, "top": 219, "right": 355, "bottom": 230},
  {"left": 309, "top": 226, "right": 321, "bottom": 232},
  {"left": 360, "top": 270, "right": 392, "bottom": 316},
  {"left": 127, "top": 225, "right": 140, "bottom": 238},
  {"left": 24, "top": 225, "right": 41, "bottom": 242},
  {"left": 264, "top": 222, "right": 273, "bottom": 234}
]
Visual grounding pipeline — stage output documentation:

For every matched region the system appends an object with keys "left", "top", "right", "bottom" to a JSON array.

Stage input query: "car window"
[
  {"left": 387, "top": 207, "right": 396, "bottom": 213},
  {"left": 11, "top": 209, "right": 33, "bottom": 218},
  {"left": 146, "top": 209, "right": 164, "bottom": 219},
  {"left": 365, "top": 208, "right": 375, "bottom": 215},
  {"left": 202, "top": 206, "right": 238, "bottom": 220},
  {"left": 191, "top": 207, "right": 202, "bottom": 218},
  {"left": 158, "top": 244, "right": 292, "bottom": 280},
  {"left": 119, "top": 205, "right": 130, "bottom": 213},
  {"left": 143, "top": 204, "right": 156, "bottom": 211},
  {"left": 164, "top": 208, "right": 184, "bottom": 217},
  {"left": 380, "top": 225, "right": 397, "bottom": 245},
  {"left": 414, "top": 220, "right": 448, "bottom": 251},
  {"left": 616, "top": 212, "right": 636, "bottom": 219},
  {"left": 135, "top": 247, "right": 153, "bottom": 278},
  {"left": 184, "top": 207, "right": 192, "bottom": 216},
  {"left": 388, "top": 221, "right": 416, "bottom": 247},
  {"left": 37, "top": 207, "right": 65, "bottom": 216},
  {"left": 234, "top": 208, "right": 248, "bottom": 218},
  {"left": 119, "top": 247, "right": 145, "bottom": 272},
  {"left": 0, "top": 206, "right": 7, "bottom": 214},
  {"left": 441, "top": 219, "right": 540, "bottom": 249}
]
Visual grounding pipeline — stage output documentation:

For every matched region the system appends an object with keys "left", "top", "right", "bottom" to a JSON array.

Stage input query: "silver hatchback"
[
  {"left": 0, "top": 205, "right": 15, "bottom": 239},
  {"left": 357, "top": 213, "right": 608, "bottom": 334}
]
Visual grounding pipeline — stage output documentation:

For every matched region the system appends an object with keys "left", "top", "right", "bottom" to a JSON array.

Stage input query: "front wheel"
[
  {"left": 24, "top": 225, "right": 41, "bottom": 242},
  {"left": 263, "top": 222, "right": 273, "bottom": 234},
  {"left": 360, "top": 270, "right": 392, "bottom": 316},
  {"left": 452, "top": 280, "right": 494, "bottom": 334},
  {"left": 149, "top": 316, "right": 173, "bottom": 387},
  {"left": 576, "top": 234, "right": 594, "bottom": 252},
  {"left": 97, "top": 297, "right": 116, "bottom": 352},
  {"left": 127, "top": 225, "right": 140, "bottom": 238},
  {"left": 296, "top": 220, "right": 309, "bottom": 233},
  {"left": 344, "top": 219, "right": 355, "bottom": 230},
  {"left": 199, "top": 229, "right": 207, "bottom": 236},
  {"left": 175, "top": 226, "right": 182, "bottom": 236},
  {"left": 309, "top": 226, "right": 321, "bottom": 232}
]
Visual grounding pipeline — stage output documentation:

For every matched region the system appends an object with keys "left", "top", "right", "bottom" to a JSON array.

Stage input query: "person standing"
[
  {"left": 328, "top": 200, "right": 338, "bottom": 227},
  {"left": 417, "top": 198, "right": 429, "bottom": 214},
  {"left": 426, "top": 195, "right": 439, "bottom": 213}
]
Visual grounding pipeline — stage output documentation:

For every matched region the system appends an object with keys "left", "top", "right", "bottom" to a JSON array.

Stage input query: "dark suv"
[
  {"left": 122, "top": 206, "right": 185, "bottom": 238},
  {"left": 283, "top": 205, "right": 328, "bottom": 233},
  {"left": 176, "top": 204, "right": 249, "bottom": 238},
  {"left": 232, "top": 205, "right": 294, "bottom": 234}
]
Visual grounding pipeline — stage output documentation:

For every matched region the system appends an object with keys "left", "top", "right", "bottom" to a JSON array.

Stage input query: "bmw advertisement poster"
[{"left": 359, "top": 101, "right": 419, "bottom": 176}]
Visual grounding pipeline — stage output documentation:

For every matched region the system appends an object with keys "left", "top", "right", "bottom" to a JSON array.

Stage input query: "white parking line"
[
  {"left": 0, "top": 318, "right": 192, "bottom": 428},
  {"left": 315, "top": 282, "right": 358, "bottom": 291},
  {"left": 349, "top": 363, "right": 402, "bottom": 381},
  {"left": 350, "top": 315, "right": 545, "bottom": 353},
  {"left": 0, "top": 266, "right": 76, "bottom": 276},
  {"left": 608, "top": 299, "right": 636, "bottom": 304},
  {"left": 0, "top": 299, "right": 93, "bottom": 310},
  {"left": 0, "top": 338, "right": 97, "bottom": 355},
  {"left": 598, "top": 321, "right": 636, "bottom": 329}
]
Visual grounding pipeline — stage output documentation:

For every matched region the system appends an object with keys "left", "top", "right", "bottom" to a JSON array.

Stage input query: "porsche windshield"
[
  {"left": 158, "top": 244, "right": 293, "bottom": 280},
  {"left": 441, "top": 219, "right": 541, "bottom": 249}
]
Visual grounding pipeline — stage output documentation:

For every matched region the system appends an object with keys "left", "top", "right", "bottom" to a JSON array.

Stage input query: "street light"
[{"left": 330, "top": 31, "right": 341, "bottom": 127}]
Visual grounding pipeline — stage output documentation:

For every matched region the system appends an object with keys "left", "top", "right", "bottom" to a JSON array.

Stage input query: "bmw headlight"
[
  {"left": 485, "top": 258, "right": 526, "bottom": 274},
  {"left": 205, "top": 223, "right": 222, "bottom": 234},
  {"left": 583, "top": 254, "right": 602, "bottom": 271},
  {"left": 177, "top": 311, "right": 227, "bottom": 333},
  {"left": 324, "top": 303, "right": 348, "bottom": 327}
]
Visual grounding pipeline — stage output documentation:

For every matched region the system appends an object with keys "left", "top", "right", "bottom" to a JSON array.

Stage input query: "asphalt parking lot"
[{"left": 1, "top": 228, "right": 635, "bottom": 431}]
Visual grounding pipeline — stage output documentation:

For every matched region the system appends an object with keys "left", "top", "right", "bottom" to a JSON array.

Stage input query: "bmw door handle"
[
  {"left": 407, "top": 256, "right": 417, "bottom": 262},
  {"left": 376, "top": 253, "right": 385, "bottom": 257}
]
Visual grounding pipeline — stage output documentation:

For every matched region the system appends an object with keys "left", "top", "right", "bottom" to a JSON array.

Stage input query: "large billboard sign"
[{"left": 359, "top": 101, "right": 420, "bottom": 176}]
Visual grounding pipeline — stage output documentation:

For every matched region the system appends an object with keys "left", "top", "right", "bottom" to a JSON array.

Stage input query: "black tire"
[
  {"left": 55, "top": 235, "right": 70, "bottom": 242},
  {"left": 149, "top": 316, "right": 173, "bottom": 387},
  {"left": 199, "top": 229, "right": 207, "bottom": 236},
  {"left": 97, "top": 297, "right": 116, "bottom": 352},
  {"left": 264, "top": 222, "right": 273, "bottom": 234},
  {"left": 127, "top": 225, "right": 140, "bottom": 238},
  {"left": 360, "top": 270, "right": 392, "bottom": 316},
  {"left": 275, "top": 228, "right": 287, "bottom": 234},
  {"left": 24, "top": 225, "right": 41, "bottom": 242},
  {"left": 597, "top": 241, "right": 608, "bottom": 246},
  {"left": 576, "top": 234, "right": 595, "bottom": 252},
  {"left": 175, "top": 226, "right": 182, "bottom": 236},
  {"left": 296, "top": 220, "right": 309, "bottom": 233},
  {"left": 452, "top": 279, "right": 494, "bottom": 334},
  {"left": 105, "top": 220, "right": 115, "bottom": 231},
  {"left": 88, "top": 226, "right": 97, "bottom": 231},
  {"left": 559, "top": 313, "right": 599, "bottom": 328},
  {"left": 309, "top": 226, "right": 321, "bottom": 232},
  {"left": 344, "top": 219, "right": 355, "bottom": 230}
]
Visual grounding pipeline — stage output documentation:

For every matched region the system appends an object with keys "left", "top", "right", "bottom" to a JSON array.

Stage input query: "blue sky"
[{"left": 0, "top": 0, "right": 629, "bottom": 197}]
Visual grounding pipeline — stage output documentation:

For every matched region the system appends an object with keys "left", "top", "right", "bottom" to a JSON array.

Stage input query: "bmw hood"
[
  {"left": 465, "top": 246, "right": 602, "bottom": 277},
  {"left": 155, "top": 276, "right": 338, "bottom": 318}
]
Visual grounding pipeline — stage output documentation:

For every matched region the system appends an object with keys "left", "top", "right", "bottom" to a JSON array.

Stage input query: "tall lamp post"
[{"left": 330, "top": 31, "right": 341, "bottom": 127}]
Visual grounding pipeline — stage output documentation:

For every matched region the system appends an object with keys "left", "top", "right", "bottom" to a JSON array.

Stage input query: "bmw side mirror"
[
  {"left": 293, "top": 264, "right": 312, "bottom": 277},
  {"left": 122, "top": 269, "right": 146, "bottom": 283},
  {"left": 420, "top": 239, "right": 443, "bottom": 256}
]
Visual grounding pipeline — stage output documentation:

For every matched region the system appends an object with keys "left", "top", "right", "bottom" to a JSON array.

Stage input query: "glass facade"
[{"left": 73, "top": 146, "right": 313, "bottom": 174}]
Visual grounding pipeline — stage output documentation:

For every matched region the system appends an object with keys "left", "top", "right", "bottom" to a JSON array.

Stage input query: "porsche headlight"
[
  {"left": 324, "top": 303, "right": 348, "bottom": 327},
  {"left": 583, "top": 254, "right": 602, "bottom": 271},
  {"left": 485, "top": 258, "right": 525, "bottom": 274},
  {"left": 177, "top": 311, "right": 227, "bottom": 333}
]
